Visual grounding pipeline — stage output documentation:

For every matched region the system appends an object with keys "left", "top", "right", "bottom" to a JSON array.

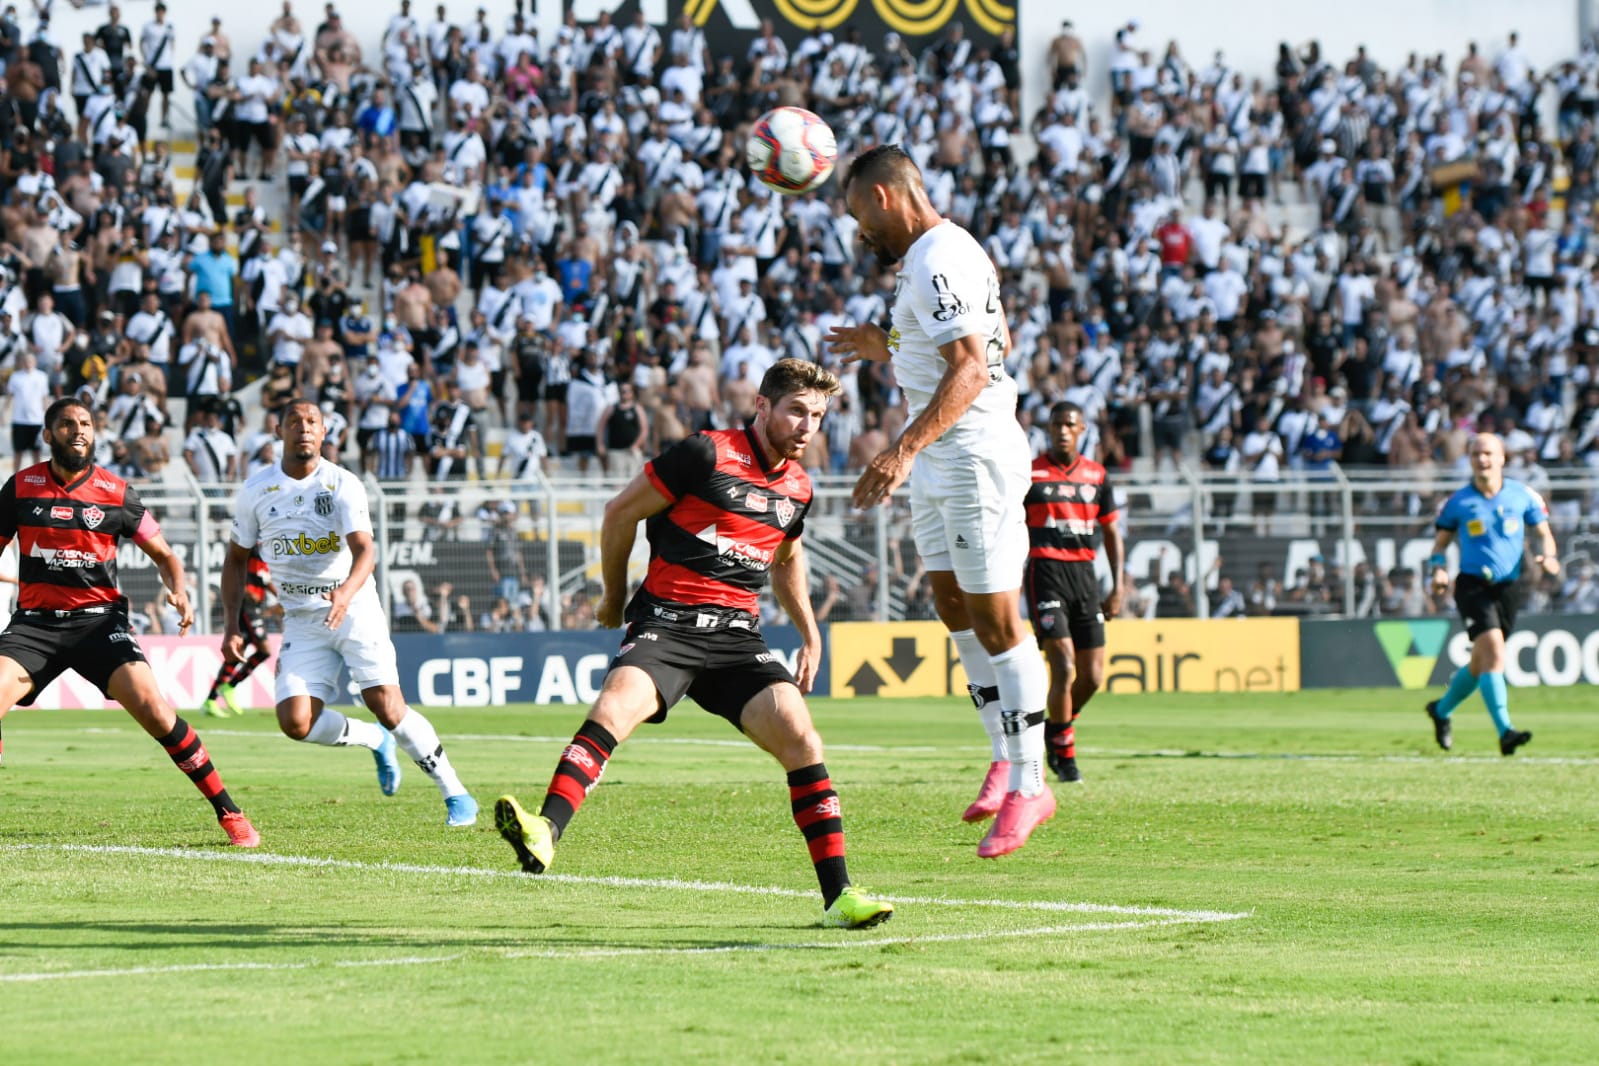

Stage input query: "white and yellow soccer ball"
[{"left": 746, "top": 106, "right": 838, "bottom": 196}]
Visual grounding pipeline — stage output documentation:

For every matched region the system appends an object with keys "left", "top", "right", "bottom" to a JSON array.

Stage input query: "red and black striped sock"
[
  {"left": 540, "top": 720, "right": 616, "bottom": 841},
  {"left": 788, "top": 763, "right": 849, "bottom": 908},
  {"left": 234, "top": 649, "right": 271, "bottom": 685},
  {"left": 157, "top": 718, "right": 240, "bottom": 817},
  {"left": 1045, "top": 720, "right": 1076, "bottom": 759}
]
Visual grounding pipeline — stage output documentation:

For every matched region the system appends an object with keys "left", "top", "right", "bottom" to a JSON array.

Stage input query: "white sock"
[
  {"left": 950, "top": 628, "right": 1006, "bottom": 761},
  {"left": 392, "top": 708, "right": 467, "bottom": 799},
  {"left": 989, "top": 638, "right": 1047, "bottom": 796},
  {"left": 302, "top": 709, "right": 385, "bottom": 750}
]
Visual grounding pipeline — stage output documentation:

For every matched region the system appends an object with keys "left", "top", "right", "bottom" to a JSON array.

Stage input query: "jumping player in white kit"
[
  {"left": 827, "top": 144, "right": 1054, "bottom": 858},
  {"left": 221, "top": 401, "right": 478, "bottom": 826}
]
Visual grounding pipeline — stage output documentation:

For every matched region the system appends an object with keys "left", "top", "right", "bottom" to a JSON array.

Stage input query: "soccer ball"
[{"left": 746, "top": 107, "right": 838, "bottom": 196}]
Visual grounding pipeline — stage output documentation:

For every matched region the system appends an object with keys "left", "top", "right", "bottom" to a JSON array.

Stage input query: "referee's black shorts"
[
  {"left": 609, "top": 622, "right": 795, "bottom": 728},
  {"left": 1454, "top": 573, "right": 1520, "bottom": 641},
  {"left": 0, "top": 604, "right": 150, "bottom": 706},
  {"left": 1024, "top": 558, "right": 1107, "bottom": 650}
]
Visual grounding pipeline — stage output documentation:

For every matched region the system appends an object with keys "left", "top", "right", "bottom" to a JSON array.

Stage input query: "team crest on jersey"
[
  {"left": 1081, "top": 485, "right": 1096, "bottom": 503},
  {"left": 314, "top": 492, "right": 334, "bottom": 517},
  {"left": 745, "top": 492, "right": 767, "bottom": 513},
  {"left": 775, "top": 498, "right": 795, "bottom": 526},
  {"left": 82, "top": 505, "right": 105, "bottom": 529}
]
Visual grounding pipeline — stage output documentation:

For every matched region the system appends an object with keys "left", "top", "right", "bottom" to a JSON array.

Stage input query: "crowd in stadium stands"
[{"left": 4, "top": 5, "right": 1599, "bottom": 621}]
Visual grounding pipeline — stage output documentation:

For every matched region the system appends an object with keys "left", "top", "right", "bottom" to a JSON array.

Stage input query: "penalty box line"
[
  {"left": 0, "top": 917, "right": 1224, "bottom": 984},
  {"left": 0, "top": 845, "right": 1248, "bottom": 982},
  {"left": 2, "top": 844, "right": 1251, "bottom": 922}
]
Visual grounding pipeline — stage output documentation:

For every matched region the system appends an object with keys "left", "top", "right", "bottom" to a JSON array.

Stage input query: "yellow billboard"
[
  {"left": 1102, "top": 619, "right": 1301, "bottom": 694},
  {"left": 829, "top": 618, "right": 1299, "bottom": 698},
  {"left": 828, "top": 621, "right": 954, "bottom": 698}
]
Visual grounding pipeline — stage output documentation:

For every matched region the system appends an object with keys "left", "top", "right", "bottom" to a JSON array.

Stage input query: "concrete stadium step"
[{"left": 154, "top": 132, "right": 292, "bottom": 251}]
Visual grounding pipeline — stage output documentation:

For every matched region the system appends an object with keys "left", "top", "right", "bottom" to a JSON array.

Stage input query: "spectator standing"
[
  {"left": 183, "top": 405, "right": 238, "bottom": 482},
  {"left": 6, "top": 350, "right": 51, "bottom": 472}
]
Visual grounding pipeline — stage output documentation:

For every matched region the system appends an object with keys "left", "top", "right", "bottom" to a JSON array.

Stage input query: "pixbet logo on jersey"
[{"left": 270, "top": 531, "right": 343, "bottom": 558}]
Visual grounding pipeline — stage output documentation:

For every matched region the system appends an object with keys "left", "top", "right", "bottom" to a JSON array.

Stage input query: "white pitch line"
[
  {"left": 0, "top": 845, "right": 1249, "bottom": 983},
  {"left": 39, "top": 726, "right": 1599, "bottom": 764},
  {"left": 0, "top": 917, "right": 1229, "bottom": 984},
  {"left": 0, "top": 844, "right": 1250, "bottom": 921}
]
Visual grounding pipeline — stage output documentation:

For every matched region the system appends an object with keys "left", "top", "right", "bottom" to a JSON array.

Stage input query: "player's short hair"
[
  {"left": 842, "top": 144, "right": 921, "bottom": 195},
  {"left": 1049, "top": 400, "right": 1086, "bottom": 424},
  {"left": 759, "top": 358, "right": 841, "bottom": 404},
  {"left": 45, "top": 397, "right": 93, "bottom": 430},
  {"left": 281, "top": 399, "right": 324, "bottom": 425}
]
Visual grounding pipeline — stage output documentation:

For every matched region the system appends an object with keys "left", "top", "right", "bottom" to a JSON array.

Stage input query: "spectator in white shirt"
[
  {"left": 266, "top": 294, "right": 313, "bottom": 368},
  {"left": 6, "top": 350, "right": 51, "bottom": 471},
  {"left": 184, "top": 405, "right": 238, "bottom": 482}
]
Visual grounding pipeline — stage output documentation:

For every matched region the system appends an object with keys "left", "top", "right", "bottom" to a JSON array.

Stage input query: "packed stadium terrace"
[{"left": 3, "top": 7, "right": 1599, "bottom": 627}]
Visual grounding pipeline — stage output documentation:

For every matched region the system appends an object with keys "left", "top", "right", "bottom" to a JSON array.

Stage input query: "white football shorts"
[
  {"left": 908, "top": 443, "right": 1031, "bottom": 594},
  {"left": 275, "top": 595, "right": 400, "bottom": 705}
]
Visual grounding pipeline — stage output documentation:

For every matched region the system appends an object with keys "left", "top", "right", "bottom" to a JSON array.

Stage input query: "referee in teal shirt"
[{"left": 1425, "top": 433, "right": 1560, "bottom": 755}]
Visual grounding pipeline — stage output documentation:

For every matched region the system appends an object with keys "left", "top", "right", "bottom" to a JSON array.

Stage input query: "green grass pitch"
[{"left": 2, "top": 689, "right": 1597, "bottom": 1064}]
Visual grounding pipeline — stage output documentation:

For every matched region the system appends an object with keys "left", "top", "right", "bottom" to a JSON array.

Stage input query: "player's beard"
[
  {"left": 49, "top": 438, "right": 92, "bottom": 472},
  {"left": 866, "top": 237, "right": 899, "bottom": 268}
]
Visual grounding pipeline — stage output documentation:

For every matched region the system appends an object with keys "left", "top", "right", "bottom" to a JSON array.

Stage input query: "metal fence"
[{"left": 144, "top": 464, "right": 1599, "bottom": 635}]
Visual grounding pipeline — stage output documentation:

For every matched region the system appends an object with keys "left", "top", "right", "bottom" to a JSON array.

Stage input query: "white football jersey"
[
  {"left": 230, "top": 460, "right": 379, "bottom": 615},
  {"left": 887, "top": 220, "right": 1021, "bottom": 457}
]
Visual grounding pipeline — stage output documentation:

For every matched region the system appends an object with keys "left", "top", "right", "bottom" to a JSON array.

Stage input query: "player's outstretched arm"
[
  {"left": 852, "top": 333, "right": 988, "bottom": 510},
  {"left": 770, "top": 538, "right": 821, "bottom": 693},
  {"left": 596, "top": 472, "right": 673, "bottom": 628},
  {"left": 139, "top": 532, "right": 195, "bottom": 636},
  {"left": 825, "top": 322, "right": 890, "bottom": 364},
  {"left": 219, "top": 542, "right": 253, "bottom": 663},
  {"left": 1428, "top": 529, "right": 1455, "bottom": 597}
]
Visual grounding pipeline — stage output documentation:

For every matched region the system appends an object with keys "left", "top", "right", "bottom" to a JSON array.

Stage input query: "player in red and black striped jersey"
[
  {"left": 495, "top": 359, "right": 893, "bottom": 929},
  {"left": 0, "top": 398, "right": 259, "bottom": 846},
  {"left": 201, "top": 548, "right": 277, "bottom": 717},
  {"left": 1024, "top": 402, "right": 1125, "bottom": 783}
]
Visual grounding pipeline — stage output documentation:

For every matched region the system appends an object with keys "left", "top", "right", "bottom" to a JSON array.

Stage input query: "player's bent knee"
[
  {"left": 589, "top": 666, "right": 665, "bottom": 741},
  {"left": 276, "top": 700, "right": 316, "bottom": 740}
]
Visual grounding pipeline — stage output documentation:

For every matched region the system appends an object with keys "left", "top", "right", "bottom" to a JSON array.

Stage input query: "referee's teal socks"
[
  {"left": 1435, "top": 666, "right": 1478, "bottom": 717},
  {"left": 1476, "top": 671, "right": 1513, "bottom": 736}
]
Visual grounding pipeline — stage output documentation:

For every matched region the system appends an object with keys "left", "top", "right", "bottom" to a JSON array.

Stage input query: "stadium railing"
[{"left": 146, "top": 466, "right": 1599, "bottom": 634}]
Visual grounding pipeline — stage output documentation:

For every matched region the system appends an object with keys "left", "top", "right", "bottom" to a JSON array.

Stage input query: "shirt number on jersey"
[
  {"left": 984, "top": 275, "right": 1005, "bottom": 381},
  {"left": 928, "top": 273, "right": 970, "bottom": 322}
]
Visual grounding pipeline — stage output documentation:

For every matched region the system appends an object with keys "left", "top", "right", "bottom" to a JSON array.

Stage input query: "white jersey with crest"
[
  {"left": 230, "top": 459, "right": 379, "bottom": 616},
  {"left": 887, "top": 219, "right": 1023, "bottom": 458}
]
